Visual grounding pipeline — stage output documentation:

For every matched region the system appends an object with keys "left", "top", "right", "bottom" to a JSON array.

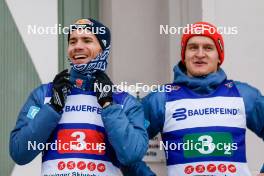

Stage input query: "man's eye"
[
  {"left": 69, "top": 40, "right": 76, "bottom": 45},
  {"left": 84, "top": 39, "right": 92, "bottom": 43},
  {"left": 205, "top": 46, "right": 213, "bottom": 50},
  {"left": 189, "top": 46, "right": 197, "bottom": 50}
]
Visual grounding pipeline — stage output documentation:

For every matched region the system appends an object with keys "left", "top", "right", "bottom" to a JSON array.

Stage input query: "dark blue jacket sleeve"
[
  {"left": 9, "top": 84, "right": 62, "bottom": 165},
  {"left": 235, "top": 81, "right": 264, "bottom": 173},
  {"left": 121, "top": 161, "right": 156, "bottom": 176},
  {"left": 142, "top": 91, "right": 166, "bottom": 139},
  {"left": 261, "top": 164, "right": 264, "bottom": 173},
  {"left": 121, "top": 91, "right": 166, "bottom": 175},
  {"left": 100, "top": 93, "right": 148, "bottom": 165},
  {"left": 235, "top": 81, "right": 264, "bottom": 140}
]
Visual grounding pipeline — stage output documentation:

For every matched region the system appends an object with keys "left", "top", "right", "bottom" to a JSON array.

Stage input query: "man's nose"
[
  {"left": 74, "top": 41, "right": 84, "bottom": 50},
  {"left": 196, "top": 48, "right": 206, "bottom": 58}
]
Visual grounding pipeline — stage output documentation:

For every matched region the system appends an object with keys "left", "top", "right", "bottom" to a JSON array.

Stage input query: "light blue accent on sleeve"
[
  {"left": 144, "top": 120, "right": 150, "bottom": 128},
  {"left": 26, "top": 106, "right": 40, "bottom": 119}
]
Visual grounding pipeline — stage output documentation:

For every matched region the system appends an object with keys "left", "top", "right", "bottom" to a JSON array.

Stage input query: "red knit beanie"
[{"left": 181, "top": 22, "right": 224, "bottom": 65}]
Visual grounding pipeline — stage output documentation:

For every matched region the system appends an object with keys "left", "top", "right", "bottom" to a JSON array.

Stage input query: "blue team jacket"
[
  {"left": 9, "top": 69, "right": 148, "bottom": 167},
  {"left": 123, "top": 63, "right": 264, "bottom": 175}
]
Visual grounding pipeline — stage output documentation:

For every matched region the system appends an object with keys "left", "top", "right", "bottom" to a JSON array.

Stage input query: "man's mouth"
[
  {"left": 194, "top": 61, "right": 207, "bottom": 65},
  {"left": 73, "top": 55, "right": 88, "bottom": 60}
]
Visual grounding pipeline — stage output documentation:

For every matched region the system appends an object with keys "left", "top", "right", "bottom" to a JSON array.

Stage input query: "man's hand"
[
  {"left": 93, "top": 71, "right": 113, "bottom": 108},
  {"left": 50, "top": 69, "right": 72, "bottom": 112}
]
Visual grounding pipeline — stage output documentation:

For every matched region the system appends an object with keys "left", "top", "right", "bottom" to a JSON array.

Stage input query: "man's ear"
[{"left": 217, "top": 59, "right": 221, "bottom": 67}]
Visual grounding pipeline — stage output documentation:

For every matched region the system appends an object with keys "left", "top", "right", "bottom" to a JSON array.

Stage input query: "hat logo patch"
[
  {"left": 75, "top": 19, "right": 93, "bottom": 26},
  {"left": 102, "top": 40, "right": 107, "bottom": 47}
]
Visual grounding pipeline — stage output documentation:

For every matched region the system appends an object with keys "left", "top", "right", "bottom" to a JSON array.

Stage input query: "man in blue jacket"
[
  {"left": 9, "top": 18, "right": 148, "bottom": 176},
  {"left": 123, "top": 22, "right": 264, "bottom": 176}
]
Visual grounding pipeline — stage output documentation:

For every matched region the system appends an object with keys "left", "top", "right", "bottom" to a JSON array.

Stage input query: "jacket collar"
[{"left": 173, "top": 62, "right": 227, "bottom": 95}]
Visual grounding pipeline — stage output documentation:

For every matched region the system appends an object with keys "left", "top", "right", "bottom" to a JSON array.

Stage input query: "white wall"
[
  {"left": 5, "top": 0, "right": 58, "bottom": 84},
  {"left": 102, "top": 0, "right": 171, "bottom": 92},
  {"left": 209, "top": 0, "right": 264, "bottom": 174}
]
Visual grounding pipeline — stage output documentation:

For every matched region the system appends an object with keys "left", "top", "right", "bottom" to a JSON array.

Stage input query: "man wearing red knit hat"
[{"left": 122, "top": 22, "right": 264, "bottom": 176}]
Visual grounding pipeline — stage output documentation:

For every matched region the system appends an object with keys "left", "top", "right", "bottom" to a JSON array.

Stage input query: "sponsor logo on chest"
[
  {"left": 164, "top": 97, "right": 246, "bottom": 132},
  {"left": 172, "top": 107, "right": 241, "bottom": 121},
  {"left": 57, "top": 94, "right": 103, "bottom": 126}
]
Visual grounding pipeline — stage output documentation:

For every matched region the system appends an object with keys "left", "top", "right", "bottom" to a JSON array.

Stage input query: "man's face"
[
  {"left": 184, "top": 36, "right": 220, "bottom": 77},
  {"left": 67, "top": 29, "right": 102, "bottom": 65}
]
